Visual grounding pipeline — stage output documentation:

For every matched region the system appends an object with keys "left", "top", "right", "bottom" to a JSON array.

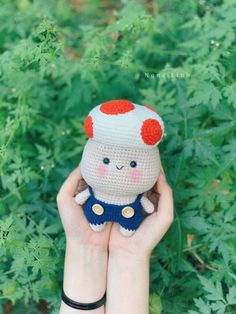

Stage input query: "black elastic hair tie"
[{"left": 62, "top": 288, "right": 106, "bottom": 311}]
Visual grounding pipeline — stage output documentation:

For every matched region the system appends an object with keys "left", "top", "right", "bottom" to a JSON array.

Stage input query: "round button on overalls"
[
  {"left": 92, "top": 204, "right": 104, "bottom": 215},
  {"left": 122, "top": 206, "right": 134, "bottom": 218}
]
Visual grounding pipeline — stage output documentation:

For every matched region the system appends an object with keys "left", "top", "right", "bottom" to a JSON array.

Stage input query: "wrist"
[
  {"left": 109, "top": 248, "right": 150, "bottom": 265},
  {"left": 65, "top": 241, "right": 108, "bottom": 268},
  {"left": 109, "top": 249, "right": 150, "bottom": 271},
  {"left": 107, "top": 248, "right": 150, "bottom": 314},
  {"left": 63, "top": 239, "right": 107, "bottom": 303},
  {"left": 66, "top": 237, "right": 107, "bottom": 255}
]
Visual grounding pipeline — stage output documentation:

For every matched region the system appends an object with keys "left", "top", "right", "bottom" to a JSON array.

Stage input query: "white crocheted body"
[{"left": 80, "top": 139, "right": 161, "bottom": 205}]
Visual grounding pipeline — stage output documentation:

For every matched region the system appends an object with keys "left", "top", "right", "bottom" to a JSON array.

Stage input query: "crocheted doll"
[{"left": 75, "top": 99, "right": 164, "bottom": 236}]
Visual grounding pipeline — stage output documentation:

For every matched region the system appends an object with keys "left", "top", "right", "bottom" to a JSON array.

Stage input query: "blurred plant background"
[{"left": 0, "top": 0, "right": 236, "bottom": 313}]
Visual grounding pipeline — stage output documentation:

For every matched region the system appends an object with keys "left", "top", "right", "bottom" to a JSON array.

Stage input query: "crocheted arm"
[
  {"left": 141, "top": 195, "right": 155, "bottom": 214},
  {"left": 75, "top": 188, "right": 90, "bottom": 205}
]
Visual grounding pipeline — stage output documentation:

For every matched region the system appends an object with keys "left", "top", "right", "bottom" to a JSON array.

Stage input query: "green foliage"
[
  {"left": 188, "top": 276, "right": 236, "bottom": 314},
  {"left": 0, "top": 0, "right": 235, "bottom": 313}
]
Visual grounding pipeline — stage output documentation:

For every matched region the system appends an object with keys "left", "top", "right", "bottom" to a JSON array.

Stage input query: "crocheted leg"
[
  {"left": 119, "top": 226, "right": 135, "bottom": 237},
  {"left": 90, "top": 222, "right": 106, "bottom": 232}
]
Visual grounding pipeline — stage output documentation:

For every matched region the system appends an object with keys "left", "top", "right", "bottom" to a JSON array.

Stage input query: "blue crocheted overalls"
[{"left": 84, "top": 186, "right": 144, "bottom": 231}]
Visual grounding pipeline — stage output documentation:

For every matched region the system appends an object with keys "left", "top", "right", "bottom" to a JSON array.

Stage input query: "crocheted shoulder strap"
[
  {"left": 88, "top": 185, "right": 94, "bottom": 197},
  {"left": 134, "top": 193, "right": 144, "bottom": 204}
]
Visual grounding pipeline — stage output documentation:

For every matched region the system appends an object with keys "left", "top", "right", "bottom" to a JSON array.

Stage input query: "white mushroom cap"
[{"left": 84, "top": 99, "right": 164, "bottom": 149}]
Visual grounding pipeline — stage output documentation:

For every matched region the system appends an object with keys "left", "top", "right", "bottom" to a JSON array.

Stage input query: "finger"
[
  {"left": 152, "top": 159, "right": 165, "bottom": 193},
  {"left": 138, "top": 171, "right": 174, "bottom": 242},
  {"left": 103, "top": 222, "right": 113, "bottom": 234},
  {"left": 155, "top": 170, "right": 173, "bottom": 223},
  {"left": 160, "top": 164, "right": 166, "bottom": 179},
  {"left": 110, "top": 222, "right": 121, "bottom": 234},
  {"left": 57, "top": 165, "right": 82, "bottom": 201}
]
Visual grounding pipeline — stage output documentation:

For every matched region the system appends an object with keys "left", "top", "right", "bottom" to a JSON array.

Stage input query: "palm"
[
  {"left": 109, "top": 213, "right": 158, "bottom": 255},
  {"left": 59, "top": 199, "right": 111, "bottom": 246},
  {"left": 57, "top": 166, "right": 111, "bottom": 248},
  {"left": 109, "top": 173, "right": 173, "bottom": 254}
]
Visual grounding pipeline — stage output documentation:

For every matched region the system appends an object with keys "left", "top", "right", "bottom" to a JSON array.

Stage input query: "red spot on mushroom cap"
[
  {"left": 144, "top": 105, "right": 158, "bottom": 113},
  {"left": 100, "top": 100, "right": 135, "bottom": 115},
  {"left": 84, "top": 115, "right": 93, "bottom": 138},
  {"left": 141, "top": 118, "right": 163, "bottom": 145}
]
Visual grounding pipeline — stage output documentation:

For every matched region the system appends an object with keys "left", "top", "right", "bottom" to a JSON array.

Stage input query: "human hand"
[
  {"left": 57, "top": 165, "right": 111, "bottom": 249},
  {"left": 106, "top": 168, "right": 173, "bottom": 314},
  {"left": 58, "top": 166, "right": 110, "bottom": 313},
  {"left": 109, "top": 168, "right": 174, "bottom": 259}
]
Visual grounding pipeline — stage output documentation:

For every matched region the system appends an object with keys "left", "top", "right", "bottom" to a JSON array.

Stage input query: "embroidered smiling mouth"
[{"left": 116, "top": 165, "right": 124, "bottom": 170}]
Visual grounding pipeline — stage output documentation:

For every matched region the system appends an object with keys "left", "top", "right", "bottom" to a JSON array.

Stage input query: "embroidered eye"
[
  {"left": 130, "top": 160, "right": 137, "bottom": 168},
  {"left": 103, "top": 157, "right": 110, "bottom": 165}
]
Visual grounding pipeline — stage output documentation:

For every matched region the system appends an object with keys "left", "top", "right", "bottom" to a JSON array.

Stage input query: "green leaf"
[
  {"left": 210, "top": 301, "right": 226, "bottom": 314},
  {"left": 190, "top": 82, "right": 221, "bottom": 108},
  {"left": 149, "top": 293, "right": 163, "bottom": 314},
  {"left": 226, "top": 286, "right": 236, "bottom": 305},
  {"left": 224, "top": 83, "right": 236, "bottom": 108},
  {"left": 198, "top": 277, "right": 224, "bottom": 302},
  {"left": 194, "top": 298, "right": 211, "bottom": 314},
  {"left": 181, "top": 211, "right": 209, "bottom": 234}
]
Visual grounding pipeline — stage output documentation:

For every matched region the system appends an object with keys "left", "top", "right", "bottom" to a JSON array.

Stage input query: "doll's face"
[{"left": 81, "top": 139, "right": 161, "bottom": 196}]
